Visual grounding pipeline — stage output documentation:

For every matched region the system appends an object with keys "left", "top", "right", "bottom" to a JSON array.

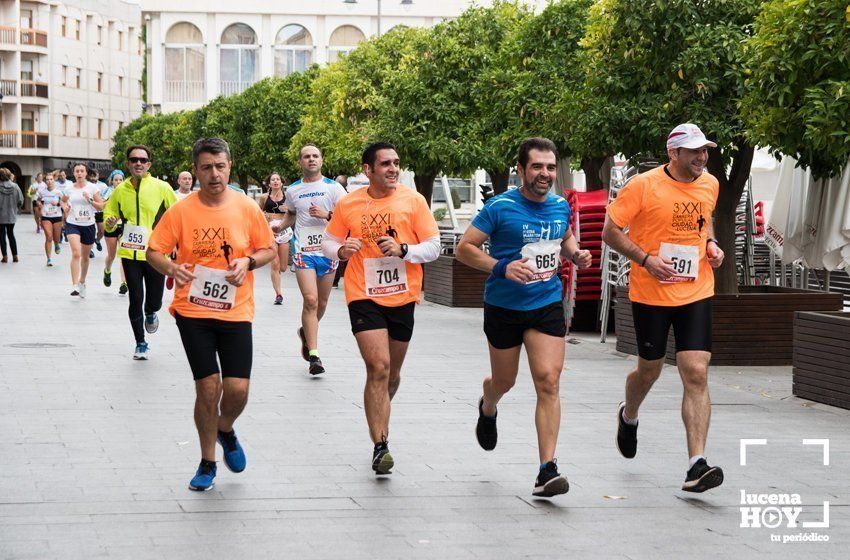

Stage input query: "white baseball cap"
[{"left": 666, "top": 123, "right": 717, "bottom": 150}]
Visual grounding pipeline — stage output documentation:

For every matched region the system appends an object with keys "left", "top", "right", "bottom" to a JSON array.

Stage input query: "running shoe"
[
  {"left": 682, "top": 459, "right": 724, "bottom": 493},
  {"left": 70, "top": 285, "right": 80, "bottom": 296},
  {"left": 133, "top": 342, "right": 149, "bottom": 360},
  {"left": 308, "top": 355, "right": 325, "bottom": 376},
  {"left": 475, "top": 397, "right": 498, "bottom": 451},
  {"left": 188, "top": 460, "right": 217, "bottom": 491},
  {"left": 47, "top": 258, "right": 53, "bottom": 267},
  {"left": 95, "top": 240, "right": 102, "bottom": 252},
  {"left": 54, "top": 243, "right": 60, "bottom": 253},
  {"left": 0, "top": 256, "right": 6, "bottom": 263},
  {"left": 12, "top": 255, "right": 18, "bottom": 262},
  {"left": 89, "top": 249, "right": 95, "bottom": 258},
  {"left": 533, "top": 461, "right": 569, "bottom": 497},
  {"left": 144, "top": 313, "right": 159, "bottom": 334},
  {"left": 166, "top": 276, "right": 174, "bottom": 290},
  {"left": 118, "top": 282, "right": 128, "bottom": 295},
  {"left": 78, "top": 283, "right": 86, "bottom": 299},
  {"left": 217, "top": 429, "right": 246, "bottom": 473},
  {"left": 297, "top": 327, "right": 310, "bottom": 361},
  {"left": 616, "top": 401, "right": 638, "bottom": 459},
  {"left": 103, "top": 269, "right": 112, "bottom": 287},
  {"left": 372, "top": 441, "right": 394, "bottom": 475},
  {"left": 274, "top": 294, "right": 283, "bottom": 305}
]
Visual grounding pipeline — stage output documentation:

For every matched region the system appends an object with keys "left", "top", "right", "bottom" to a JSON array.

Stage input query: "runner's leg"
[
  {"left": 42, "top": 221, "right": 54, "bottom": 259},
  {"left": 482, "top": 344, "right": 522, "bottom": 416},
  {"left": 218, "top": 378, "right": 250, "bottom": 433},
  {"left": 123, "top": 258, "right": 146, "bottom": 343},
  {"left": 523, "top": 329, "right": 565, "bottom": 464},
  {"left": 355, "top": 329, "right": 393, "bottom": 443},
  {"left": 141, "top": 260, "right": 165, "bottom": 316},
  {"left": 624, "top": 358, "right": 663, "bottom": 420},
  {"left": 387, "top": 338, "right": 409, "bottom": 400},
  {"left": 79, "top": 243, "right": 92, "bottom": 283},
  {"left": 195, "top": 375, "right": 222, "bottom": 461},
  {"left": 105, "top": 237, "right": 117, "bottom": 272},
  {"left": 270, "top": 256, "right": 282, "bottom": 298},
  {"left": 676, "top": 350, "right": 711, "bottom": 458},
  {"left": 296, "top": 268, "right": 320, "bottom": 350},
  {"left": 68, "top": 234, "right": 82, "bottom": 284},
  {"left": 316, "top": 270, "right": 335, "bottom": 322}
]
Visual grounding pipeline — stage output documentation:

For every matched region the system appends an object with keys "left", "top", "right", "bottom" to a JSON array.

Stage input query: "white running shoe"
[{"left": 78, "top": 283, "right": 86, "bottom": 299}]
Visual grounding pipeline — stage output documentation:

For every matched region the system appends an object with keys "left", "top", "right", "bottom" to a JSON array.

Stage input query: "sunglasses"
[{"left": 128, "top": 157, "right": 150, "bottom": 164}]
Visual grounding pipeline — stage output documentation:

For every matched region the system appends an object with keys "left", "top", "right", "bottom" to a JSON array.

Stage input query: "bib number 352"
[
  {"left": 188, "top": 265, "right": 237, "bottom": 311},
  {"left": 364, "top": 256, "right": 408, "bottom": 297}
]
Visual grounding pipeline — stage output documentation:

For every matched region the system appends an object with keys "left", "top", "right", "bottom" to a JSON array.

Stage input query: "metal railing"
[
  {"left": 0, "top": 79, "right": 16, "bottom": 96},
  {"left": 21, "top": 131, "right": 48, "bottom": 149},
  {"left": 20, "top": 80, "right": 47, "bottom": 98},
  {"left": 20, "top": 28, "right": 47, "bottom": 48},
  {"left": 0, "top": 26, "right": 14, "bottom": 45},
  {"left": 164, "top": 80, "right": 205, "bottom": 103},
  {"left": 0, "top": 130, "right": 17, "bottom": 148},
  {"left": 219, "top": 80, "right": 253, "bottom": 97}
]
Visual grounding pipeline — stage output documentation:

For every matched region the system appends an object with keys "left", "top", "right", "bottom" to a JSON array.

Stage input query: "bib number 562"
[{"left": 202, "top": 281, "right": 229, "bottom": 299}]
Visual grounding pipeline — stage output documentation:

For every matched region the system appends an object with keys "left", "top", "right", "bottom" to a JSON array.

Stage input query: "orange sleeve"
[
  {"left": 606, "top": 177, "right": 645, "bottom": 229},
  {"left": 325, "top": 199, "right": 348, "bottom": 239},
  {"left": 413, "top": 193, "right": 440, "bottom": 241},
  {"left": 148, "top": 206, "right": 179, "bottom": 255},
  {"left": 247, "top": 204, "right": 275, "bottom": 250}
]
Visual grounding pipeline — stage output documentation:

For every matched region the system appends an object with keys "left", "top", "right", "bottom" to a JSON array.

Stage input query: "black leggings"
[
  {"left": 0, "top": 224, "right": 17, "bottom": 257},
  {"left": 122, "top": 258, "right": 165, "bottom": 343}
]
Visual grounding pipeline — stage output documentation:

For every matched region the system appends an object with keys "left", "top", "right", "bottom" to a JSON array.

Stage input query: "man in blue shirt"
[{"left": 457, "top": 137, "right": 592, "bottom": 498}]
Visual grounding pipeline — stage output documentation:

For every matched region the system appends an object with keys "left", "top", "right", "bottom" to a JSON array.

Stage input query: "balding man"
[{"left": 175, "top": 172, "right": 194, "bottom": 200}]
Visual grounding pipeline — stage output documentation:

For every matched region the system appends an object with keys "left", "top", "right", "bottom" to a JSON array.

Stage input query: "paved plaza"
[{"left": 0, "top": 228, "right": 847, "bottom": 559}]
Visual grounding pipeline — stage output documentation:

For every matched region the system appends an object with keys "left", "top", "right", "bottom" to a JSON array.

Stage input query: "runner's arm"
[
  {"left": 280, "top": 209, "right": 296, "bottom": 230},
  {"left": 456, "top": 225, "right": 497, "bottom": 272},
  {"left": 102, "top": 192, "right": 119, "bottom": 231},
  {"left": 560, "top": 227, "right": 592, "bottom": 268},
  {"left": 403, "top": 235, "right": 441, "bottom": 264},
  {"left": 602, "top": 215, "right": 647, "bottom": 263}
]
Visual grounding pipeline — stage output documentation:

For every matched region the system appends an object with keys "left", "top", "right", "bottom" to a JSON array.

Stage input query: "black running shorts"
[
  {"left": 40, "top": 216, "right": 62, "bottom": 225},
  {"left": 175, "top": 313, "right": 253, "bottom": 380},
  {"left": 104, "top": 223, "right": 123, "bottom": 238},
  {"left": 631, "top": 297, "right": 712, "bottom": 360},
  {"left": 483, "top": 301, "right": 567, "bottom": 350},
  {"left": 348, "top": 299, "right": 415, "bottom": 342},
  {"left": 95, "top": 211, "right": 104, "bottom": 224}
]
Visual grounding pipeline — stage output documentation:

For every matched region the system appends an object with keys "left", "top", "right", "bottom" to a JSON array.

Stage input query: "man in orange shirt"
[
  {"left": 321, "top": 142, "right": 441, "bottom": 475},
  {"left": 146, "top": 138, "right": 276, "bottom": 492},
  {"left": 602, "top": 123, "right": 726, "bottom": 493}
]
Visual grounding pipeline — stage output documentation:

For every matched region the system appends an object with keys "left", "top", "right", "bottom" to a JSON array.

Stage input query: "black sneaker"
[
  {"left": 475, "top": 397, "right": 497, "bottom": 451},
  {"left": 118, "top": 282, "right": 128, "bottom": 295},
  {"left": 297, "top": 327, "right": 310, "bottom": 361},
  {"left": 372, "top": 441, "right": 394, "bottom": 475},
  {"left": 308, "top": 355, "right": 325, "bottom": 376},
  {"left": 533, "top": 461, "right": 569, "bottom": 497},
  {"left": 682, "top": 459, "right": 724, "bottom": 493},
  {"left": 616, "top": 401, "right": 638, "bottom": 459}
]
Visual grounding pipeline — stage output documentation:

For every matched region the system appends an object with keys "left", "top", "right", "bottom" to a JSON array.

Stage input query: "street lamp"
[{"left": 343, "top": 0, "right": 414, "bottom": 38}]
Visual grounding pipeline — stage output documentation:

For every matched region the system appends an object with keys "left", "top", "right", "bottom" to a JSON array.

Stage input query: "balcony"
[
  {"left": 21, "top": 131, "right": 48, "bottom": 149},
  {"left": 165, "top": 80, "right": 205, "bottom": 103},
  {"left": 20, "top": 80, "right": 47, "bottom": 98},
  {"left": 219, "top": 81, "right": 253, "bottom": 97},
  {"left": 0, "top": 79, "right": 16, "bottom": 97},
  {"left": 0, "top": 26, "right": 14, "bottom": 45},
  {"left": 0, "top": 130, "right": 16, "bottom": 148},
  {"left": 19, "top": 28, "right": 47, "bottom": 48}
]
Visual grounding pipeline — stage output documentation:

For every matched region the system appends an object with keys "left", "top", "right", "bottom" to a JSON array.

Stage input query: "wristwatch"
[
  {"left": 400, "top": 243, "right": 409, "bottom": 259},
  {"left": 327, "top": 210, "right": 333, "bottom": 221},
  {"left": 707, "top": 237, "right": 719, "bottom": 247},
  {"left": 247, "top": 255, "right": 256, "bottom": 271}
]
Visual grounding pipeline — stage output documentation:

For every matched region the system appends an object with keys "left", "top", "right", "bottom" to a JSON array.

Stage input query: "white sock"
[
  {"left": 621, "top": 407, "right": 638, "bottom": 426},
  {"left": 688, "top": 455, "right": 705, "bottom": 470}
]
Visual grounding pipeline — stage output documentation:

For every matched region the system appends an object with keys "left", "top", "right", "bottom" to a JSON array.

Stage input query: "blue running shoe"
[
  {"left": 188, "top": 460, "right": 217, "bottom": 491},
  {"left": 217, "top": 429, "right": 246, "bottom": 473},
  {"left": 95, "top": 240, "right": 102, "bottom": 252},
  {"left": 133, "top": 342, "right": 149, "bottom": 360},
  {"left": 144, "top": 313, "right": 159, "bottom": 334}
]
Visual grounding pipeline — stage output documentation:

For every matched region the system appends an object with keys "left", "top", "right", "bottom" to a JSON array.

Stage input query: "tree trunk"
[
  {"left": 556, "top": 156, "right": 572, "bottom": 196},
  {"left": 706, "top": 140, "right": 755, "bottom": 295},
  {"left": 487, "top": 168, "right": 510, "bottom": 195},
  {"left": 413, "top": 171, "right": 438, "bottom": 208},
  {"left": 580, "top": 156, "right": 609, "bottom": 191}
]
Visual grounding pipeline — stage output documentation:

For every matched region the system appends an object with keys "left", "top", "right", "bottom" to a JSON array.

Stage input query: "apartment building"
[{"left": 0, "top": 0, "right": 143, "bottom": 189}]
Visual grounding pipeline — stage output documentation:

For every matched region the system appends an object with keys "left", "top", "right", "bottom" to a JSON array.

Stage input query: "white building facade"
[
  {"left": 143, "top": 0, "right": 544, "bottom": 114},
  {"left": 0, "top": 0, "right": 143, "bottom": 183}
]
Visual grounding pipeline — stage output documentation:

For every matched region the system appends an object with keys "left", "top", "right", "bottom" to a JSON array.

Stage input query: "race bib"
[
  {"left": 659, "top": 242, "right": 699, "bottom": 283},
  {"left": 521, "top": 239, "right": 562, "bottom": 284},
  {"left": 188, "top": 265, "right": 237, "bottom": 311},
  {"left": 42, "top": 204, "right": 61, "bottom": 218},
  {"left": 298, "top": 225, "right": 325, "bottom": 253},
  {"left": 72, "top": 205, "right": 92, "bottom": 223},
  {"left": 120, "top": 224, "right": 148, "bottom": 251},
  {"left": 364, "top": 256, "right": 408, "bottom": 297}
]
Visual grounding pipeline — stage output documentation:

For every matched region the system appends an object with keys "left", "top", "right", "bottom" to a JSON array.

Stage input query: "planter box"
[
  {"left": 424, "top": 255, "right": 489, "bottom": 308},
  {"left": 615, "top": 286, "right": 843, "bottom": 366},
  {"left": 793, "top": 311, "right": 850, "bottom": 410}
]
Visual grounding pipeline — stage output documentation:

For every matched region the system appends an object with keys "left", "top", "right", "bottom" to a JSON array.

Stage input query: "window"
[
  {"left": 76, "top": 116, "right": 82, "bottom": 137},
  {"left": 20, "top": 9, "right": 32, "bottom": 29},
  {"left": 74, "top": 67, "right": 80, "bottom": 89},
  {"left": 97, "top": 26, "right": 102, "bottom": 45},
  {"left": 61, "top": 65, "right": 68, "bottom": 86},
  {"left": 20, "top": 60, "right": 33, "bottom": 81},
  {"left": 75, "top": 19, "right": 81, "bottom": 40},
  {"left": 97, "top": 119, "right": 103, "bottom": 139},
  {"left": 97, "top": 72, "right": 103, "bottom": 92},
  {"left": 274, "top": 25, "right": 313, "bottom": 77},
  {"left": 21, "top": 110, "right": 34, "bottom": 132},
  {"left": 328, "top": 25, "right": 366, "bottom": 63},
  {"left": 117, "top": 30, "right": 123, "bottom": 50},
  {"left": 62, "top": 114, "right": 68, "bottom": 136},
  {"left": 219, "top": 23, "right": 258, "bottom": 97},
  {"left": 164, "top": 23, "right": 205, "bottom": 103},
  {"left": 61, "top": 16, "right": 67, "bottom": 37},
  {"left": 431, "top": 177, "right": 474, "bottom": 205},
  {"left": 138, "top": 36, "right": 143, "bottom": 56}
]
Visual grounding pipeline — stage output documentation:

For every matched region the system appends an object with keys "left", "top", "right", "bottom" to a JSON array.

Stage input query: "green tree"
[
  {"left": 740, "top": 0, "right": 850, "bottom": 180},
  {"left": 575, "top": 0, "right": 764, "bottom": 293}
]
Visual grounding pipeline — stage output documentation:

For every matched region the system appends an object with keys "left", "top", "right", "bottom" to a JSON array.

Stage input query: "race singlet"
[
  {"left": 364, "top": 256, "right": 408, "bottom": 297},
  {"left": 72, "top": 205, "right": 93, "bottom": 224},
  {"left": 120, "top": 224, "right": 149, "bottom": 252},
  {"left": 521, "top": 239, "right": 562, "bottom": 284},
  {"left": 298, "top": 225, "right": 325, "bottom": 253},
  {"left": 188, "top": 265, "right": 237, "bottom": 311},
  {"left": 659, "top": 242, "right": 699, "bottom": 283},
  {"left": 41, "top": 203, "right": 61, "bottom": 218}
]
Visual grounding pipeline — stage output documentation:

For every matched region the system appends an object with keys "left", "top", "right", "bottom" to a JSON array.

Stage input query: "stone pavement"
[{"left": 0, "top": 226, "right": 847, "bottom": 560}]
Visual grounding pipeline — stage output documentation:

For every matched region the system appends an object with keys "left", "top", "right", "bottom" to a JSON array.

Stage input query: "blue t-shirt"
[{"left": 471, "top": 188, "right": 571, "bottom": 311}]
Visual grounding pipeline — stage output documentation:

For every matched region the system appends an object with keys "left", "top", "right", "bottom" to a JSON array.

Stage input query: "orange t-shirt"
[
  {"left": 325, "top": 185, "right": 440, "bottom": 307},
  {"left": 606, "top": 165, "right": 719, "bottom": 306},
  {"left": 148, "top": 189, "right": 275, "bottom": 322}
]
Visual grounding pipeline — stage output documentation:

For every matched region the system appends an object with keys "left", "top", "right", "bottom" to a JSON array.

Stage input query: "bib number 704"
[{"left": 376, "top": 268, "right": 400, "bottom": 285}]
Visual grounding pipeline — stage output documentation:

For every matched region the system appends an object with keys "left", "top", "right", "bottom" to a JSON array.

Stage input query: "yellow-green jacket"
[{"left": 103, "top": 173, "right": 178, "bottom": 261}]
